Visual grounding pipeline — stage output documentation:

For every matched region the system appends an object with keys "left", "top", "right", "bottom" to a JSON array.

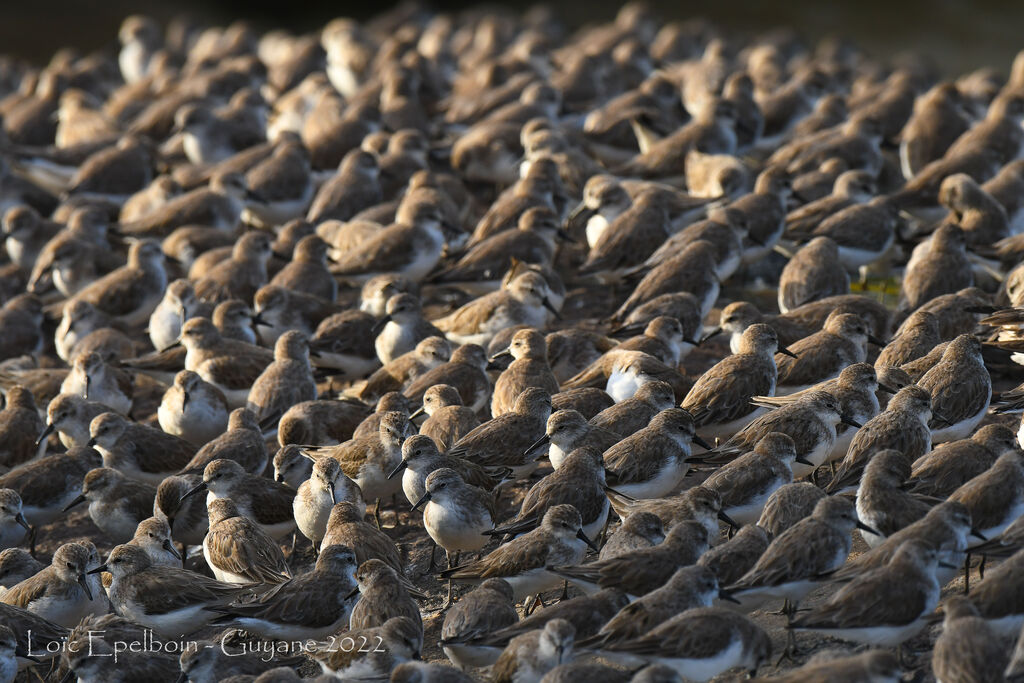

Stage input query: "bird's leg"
[
  {"left": 28, "top": 526, "right": 36, "bottom": 558},
  {"left": 373, "top": 498, "right": 382, "bottom": 530},
  {"left": 428, "top": 543, "right": 440, "bottom": 573},
  {"left": 775, "top": 599, "right": 801, "bottom": 665},
  {"left": 768, "top": 598, "right": 791, "bottom": 616},
  {"left": 180, "top": 544, "right": 188, "bottom": 568},
  {"left": 559, "top": 580, "right": 570, "bottom": 601},
  {"left": 963, "top": 553, "right": 971, "bottom": 594},
  {"left": 444, "top": 551, "right": 455, "bottom": 609},
  {"left": 979, "top": 554, "right": 987, "bottom": 580}
]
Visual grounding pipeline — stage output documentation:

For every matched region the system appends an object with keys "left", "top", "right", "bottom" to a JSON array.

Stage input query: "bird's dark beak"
[
  {"left": 251, "top": 312, "right": 271, "bottom": 328},
  {"left": 576, "top": 528, "right": 599, "bottom": 552},
  {"left": 372, "top": 315, "right": 392, "bottom": 334},
  {"left": 855, "top": 519, "right": 881, "bottom": 536},
  {"left": 181, "top": 390, "right": 190, "bottom": 410},
  {"left": 867, "top": 334, "right": 887, "bottom": 347},
  {"left": 877, "top": 384, "right": 898, "bottom": 394},
  {"left": 971, "top": 528, "right": 987, "bottom": 541},
  {"left": 35, "top": 422, "right": 54, "bottom": 448},
  {"left": 778, "top": 347, "right": 798, "bottom": 359},
  {"left": 718, "top": 510, "right": 739, "bottom": 529},
  {"left": 718, "top": 588, "right": 740, "bottom": 604},
  {"left": 488, "top": 349, "right": 512, "bottom": 364},
  {"left": 555, "top": 228, "right": 577, "bottom": 243},
  {"left": 525, "top": 434, "right": 550, "bottom": 456},
  {"left": 163, "top": 538, "right": 182, "bottom": 560},
  {"left": 795, "top": 455, "right": 814, "bottom": 466},
  {"left": 411, "top": 491, "right": 431, "bottom": 511},
  {"left": 840, "top": 414, "right": 862, "bottom": 428},
  {"left": 567, "top": 202, "right": 594, "bottom": 225},
  {"left": 15, "top": 512, "right": 29, "bottom": 532},
  {"left": 409, "top": 406, "right": 426, "bottom": 420},
  {"left": 691, "top": 434, "right": 712, "bottom": 450},
  {"left": 938, "top": 560, "right": 958, "bottom": 570},
  {"left": 86, "top": 564, "right": 107, "bottom": 575},
  {"left": 179, "top": 481, "right": 207, "bottom": 502},
  {"left": 932, "top": 411, "right": 954, "bottom": 427},
  {"left": 700, "top": 327, "right": 723, "bottom": 345},
  {"left": 165, "top": 339, "right": 182, "bottom": 350},
  {"left": 327, "top": 480, "right": 335, "bottom": 499},
  {"left": 84, "top": 374, "right": 91, "bottom": 399},
  {"left": 63, "top": 494, "right": 87, "bottom": 512},
  {"left": 85, "top": 436, "right": 97, "bottom": 448},
  {"left": 345, "top": 585, "right": 360, "bottom": 600},
  {"left": 77, "top": 574, "right": 93, "bottom": 600},
  {"left": 541, "top": 297, "right": 561, "bottom": 320},
  {"left": 387, "top": 461, "right": 408, "bottom": 480},
  {"left": 747, "top": 233, "right": 765, "bottom": 246}
]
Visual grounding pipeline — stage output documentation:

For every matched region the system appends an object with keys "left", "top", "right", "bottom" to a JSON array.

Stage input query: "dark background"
[{"left": 1, "top": 0, "right": 1023, "bottom": 75}]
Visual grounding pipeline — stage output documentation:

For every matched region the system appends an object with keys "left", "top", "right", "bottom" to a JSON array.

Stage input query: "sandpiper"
[
  {"left": 440, "top": 504, "right": 595, "bottom": 602},
  {"left": 306, "top": 410, "right": 409, "bottom": 507},
  {"left": 683, "top": 324, "right": 788, "bottom": 442},
  {"left": 374, "top": 293, "right": 444, "bottom": 365},
  {"left": 181, "top": 459, "right": 296, "bottom": 540},
  {"left": 603, "top": 408, "right": 706, "bottom": 499},
  {"left": 932, "top": 594, "right": 1008, "bottom": 683},
  {"left": 491, "top": 329, "right": 560, "bottom": 418},
  {"left": 170, "top": 317, "right": 273, "bottom": 407},
  {"left": 826, "top": 385, "right": 933, "bottom": 494},
  {"left": 294, "top": 456, "right": 364, "bottom": 547},
  {"left": 447, "top": 388, "right": 552, "bottom": 477},
  {"left": 917, "top": 334, "right": 991, "bottom": 443},
  {"left": 856, "top": 450, "right": 931, "bottom": 549},
  {"left": 532, "top": 409, "right": 620, "bottom": 471},
  {"left": 88, "top": 412, "right": 196, "bottom": 486},
  {"left": 415, "top": 384, "right": 481, "bottom": 451},
  {"left": 908, "top": 423, "right": 1017, "bottom": 497},
  {"left": 210, "top": 544, "right": 358, "bottom": 639},
  {"left": 775, "top": 312, "right": 875, "bottom": 394},
  {"left": 712, "top": 390, "right": 849, "bottom": 477},
  {"left": 310, "top": 615, "right": 422, "bottom": 678},
  {"left": 178, "top": 407, "right": 267, "bottom": 476},
  {"left": 320, "top": 501, "right": 402, "bottom": 572},
  {"left": 65, "top": 240, "right": 167, "bottom": 327},
  {"left": 349, "top": 558, "right": 422, "bottom": 635},
  {"left": 440, "top": 578, "right": 519, "bottom": 669},
  {"left": 948, "top": 450, "right": 1024, "bottom": 540},
  {"left": 203, "top": 498, "right": 291, "bottom": 584},
  {"left": 552, "top": 521, "right": 709, "bottom": 599},
  {"left": 727, "top": 496, "right": 870, "bottom": 613},
  {"left": 492, "top": 619, "right": 575, "bottom": 683},
  {"left": 591, "top": 606, "right": 770, "bottom": 682},
  {"left": 589, "top": 380, "right": 675, "bottom": 439},
  {"left": 63, "top": 467, "right": 155, "bottom": 543},
  {"left": 790, "top": 539, "right": 946, "bottom": 648},
  {"left": 128, "top": 516, "right": 182, "bottom": 568},
  {"left": 403, "top": 344, "right": 491, "bottom": 413},
  {"left": 0, "top": 542, "right": 97, "bottom": 627},
  {"left": 0, "top": 387, "right": 42, "bottom": 468},
  {"left": 433, "top": 272, "right": 560, "bottom": 347},
  {"left": 358, "top": 337, "right": 451, "bottom": 404},
  {"left": 60, "top": 351, "right": 133, "bottom": 417},
  {"left": 157, "top": 370, "right": 229, "bottom": 447},
  {"left": 703, "top": 433, "right": 806, "bottom": 526},
  {"left": 582, "top": 565, "right": 722, "bottom": 648},
  {"left": 245, "top": 330, "right": 316, "bottom": 424},
  {"left": 391, "top": 435, "right": 503, "bottom": 507},
  {"left": 600, "top": 512, "right": 665, "bottom": 562},
  {"left": 777, "top": 237, "right": 850, "bottom": 313}
]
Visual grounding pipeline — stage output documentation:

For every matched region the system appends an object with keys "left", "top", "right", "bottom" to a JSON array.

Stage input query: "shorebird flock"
[{"left": 1, "top": 4, "right": 1024, "bottom": 682}]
